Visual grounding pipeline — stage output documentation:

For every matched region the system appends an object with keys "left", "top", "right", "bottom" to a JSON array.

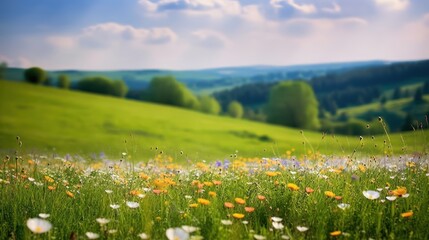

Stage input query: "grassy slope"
[{"left": 0, "top": 80, "right": 427, "bottom": 161}]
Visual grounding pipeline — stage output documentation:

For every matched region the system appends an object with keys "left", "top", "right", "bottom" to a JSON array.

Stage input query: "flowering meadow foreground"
[{"left": 1, "top": 148, "right": 429, "bottom": 239}]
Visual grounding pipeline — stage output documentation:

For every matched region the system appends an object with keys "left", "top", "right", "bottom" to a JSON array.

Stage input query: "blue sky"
[{"left": 0, "top": 0, "right": 428, "bottom": 70}]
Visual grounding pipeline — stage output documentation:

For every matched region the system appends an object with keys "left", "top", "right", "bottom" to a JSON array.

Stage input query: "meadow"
[{"left": 1, "top": 80, "right": 429, "bottom": 239}]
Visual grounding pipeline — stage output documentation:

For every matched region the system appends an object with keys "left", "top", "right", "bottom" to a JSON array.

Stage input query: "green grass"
[{"left": 1, "top": 80, "right": 428, "bottom": 161}]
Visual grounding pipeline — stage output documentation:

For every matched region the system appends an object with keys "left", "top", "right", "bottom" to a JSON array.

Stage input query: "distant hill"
[{"left": 4, "top": 60, "right": 388, "bottom": 93}]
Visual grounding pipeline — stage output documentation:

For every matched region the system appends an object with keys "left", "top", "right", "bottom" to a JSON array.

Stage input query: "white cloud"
[
  {"left": 270, "top": 0, "right": 316, "bottom": 14},
  {"left": 0, "top": 55, "right": 32, "bottom": 68},
  {"left": 374, "top": 0, "right": 409, "bottom": 11},
  {"left": 192, "top": 30, "right": 229, "bottom": 48},
  {"left": 79, "top": 22, "right": 177, "bottom": 47},
  {"left": 322, "top": 2, "right": 341, "bottom": 13}
]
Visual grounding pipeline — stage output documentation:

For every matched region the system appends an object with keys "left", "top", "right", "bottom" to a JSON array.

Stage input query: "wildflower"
[
  {"left": 272, "top": 222, "right": 284, "bottom": 230},
  {"left": 242, "top": 221, "right": 249, "bottom": 225},
  {"left": 48, "top": 186, "right": 56, "bottom": 191},
  {"left": 185, "top": 195, "right": 192, "bottom": 199},
  {"left": 28, "top": 177, "right": 35, "bottom": 182},
  {"left": 386, "top": 196, "right": 397, "bottom": 201},
  {"left": 153, "top": 189, "right": 164, "bottom": 194},
  {"left": 110, "top": 204, "right": 120, "bottom": 209},
  {"left": 281, "top": 235, "right": 290, "bottom": 239},
  {"left": 26, "top": 218, "right": 52, "bottom": 234},
  {"left": 126, "top": 201, "right": 139, "bottom": 208},
  {"left": 209, "top": 191, "right": 217, "bottom": 197},
  {"left": 204, "top": 181, "right": 213, "bottom": 187},
  {"left": 213, "top": 180, "right": 222, "bottom": 185},
  {"left": 266, "top": 171, "right": 278, "bottom": 177},
  {"left": 224, "top": 202, "right": 234, "bottom": 208},
  {"left": 182, "top": 225, "right": 199, "bottom": 233},
  {"left": 221, "top": 220, "right": 233, "bottom": 225},
  {"left": 44, "top": 176, "right": 54, "bottom": 183},
  {"left": 287, "top": 183, "right": 299, "bottom": 191},
  {"left": 305, "top": 187, "right": 314, "bottom": 194},
  {"left": 108, "top": 229, "right": 117, "bottom": 234},
  {"left": 38, "top": 213, "right": 50, "bottom": 219},
  {"left": 257, "top": 195, "right": 266, "bottom": 201},
  {"left": 337, "top": 203, "right": 350, "bottom": 210},
  {"left": 166, "top": 227, "right": 189, "bottom": 240},
  {"left": 254, "top": 234, "right": 266, "bottom": 240},
  {"left": 105, "top": 190, "right": 113, "bottom": 194},
  {"left": 138, "top": 233, "right": 149, "bottom": 239},
  {"left": 391, "top": 187, "right": 407, "bottom": 197},
  {"left": 96, "top": 218, "right": 110, "bottom": 225},
  {"left": 325, "top": 191, "right": 336, "bottom": 198},
  {"left": 235, "top": 198, "right": 246, "bottom": 205},
  {"left": 363, "top": 190, "right": 380, "bottom": 200},
  {"left": 86, "top": 232, "right": 100, "bottom": 239},
  {"left": 130, "top": 189, "right": 142, "bottom": 196},
  {"left": 358, "top": 164, "right": 366, "bottom": 172},
  {"left": 197, "top": 198, "right": 210, "bottom": 205},
  {"left": 189, "top": 203, "right": 198, "bottom": 208},
  {"left": 330, "top": 231, "right": 342, "bottom": 236},
  {"left": 245, "top": 207, "right": 255, "bottom": 213},
  {"left": 66, "top": 191, "right": 74, "bottom": 198},
  {"left": 401, "top": 211, "right": 413, "bottom": 218},
  {"left": 296, "top": 226, "right": 309, "bottom": 232},
  {"left": 233, "top": 213, "right": 245, "bottom": 219},
  {"left": 335, "top": 196, "right": 342, "bottom": 201},
  {"left": 271, "top": 217, "right": 282, "bottom": 222}
]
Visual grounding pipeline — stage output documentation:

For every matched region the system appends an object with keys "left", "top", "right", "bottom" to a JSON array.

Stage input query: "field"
[
  {"left": 1, "top": 80, "right": 428, "bottom": 162},
  {"left": 1, "top": 80, "right": 429, "bottom": 239}
]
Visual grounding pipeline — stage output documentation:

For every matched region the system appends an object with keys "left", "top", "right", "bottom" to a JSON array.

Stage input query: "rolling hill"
[{"left": 0, "top": 80, "right": 427, "bottom": 162}]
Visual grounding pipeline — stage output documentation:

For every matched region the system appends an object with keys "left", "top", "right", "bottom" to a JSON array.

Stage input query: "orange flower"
[
  {"left": 287, "top": 183, "right": 299, "bottom": 191},
  {"left": 189, "top": 203, "right": 198, "bottom": 208},
  {"left": 391, "top": 187, "right": 407, "bottom": 197},
  {"left": 153, "top": 189, "right": 164, "bottom": 195},
  {"left": 305, "top": 187, "right": 314, "bottom": 194},
  {"left": 48, "top": 186, "right": 56, "bottom": 191},
  {"left": 245, "top": 207, "right": 255, "bottom": 213},
  {"left": 213, "top": 180, "right": 222, "bottom": 185},
  {"left": 197, "top": 198, "right": 210, "bottom": 205},
  {"left": 235, "top": 198, "right": 246, "bottom": 205},
  {"left": 401, "top": 211, "right": 413, "bottom": 218},
  {"left": 325, "top": 191, "right": 336, "bottom": 198},
  {"left": 257, "top": 195, "right": 266, "bottom": 201},
  {"left": 224, "top": 202, "right": 234, "bottom": 208},
  {"left": 139, "top": 173, "right": 150, "bottom": 180},
  {"left": 232, "top": 213, "right": 245, "bottom": 219},
  {"left": 66, "top": 191, "right": 74, "bottom": 198},
  {"left": 130, "top": 189, "right": 142, "bottom": 196},
  {"left": 335, "top": 196, "right": 342, "bottom": 201},
  {"left": 330, "top": 231, "right": 342, "bottom": 236},
  {"left": 209, "top": 191, "right": 217, "bottom": 197}
]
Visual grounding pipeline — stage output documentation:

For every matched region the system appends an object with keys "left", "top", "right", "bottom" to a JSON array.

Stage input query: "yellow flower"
[
  {"left": 204, "top": 181, "right": 213, "bottom": 187},
  {"left": 235, "top": 198, "right": 246, "bottom": 205},
  {"left": 401, "top": 211, "right": 413, "bottom": 218},
  {"left": 233, "top": 213, "right": 245, "bottom": 219},
  {"left": 358, "top": 164, "right": 366, "bottom": 172},
  {"left": 330, "top": 230, "right": 342, "bottom": 236},
  {"left": 44, "top": 176, "right": 54, "bottom": 183},
  {"left": 325, "top": 191, "right": 336, "bottom": 198},
  {"left": 266, "top": 171, "right": 278, "bottom": 177},
  {"left": 189, "top": 203, "right": 198, "bottom": 208},
  {"left": 287, "top": 183, "right": 300, "bottom": 191},
  {"left": 47, "top": 186, "right": 56, "bottom": 191},
  {"left": 209, "top": 191, "right": 217, "bottom": 197},
  {"left": 197, "top": 198, "right": 210, "bottom": 205},
  {"left": 66, "top": 191, "right": 74, "bottom": 198}
]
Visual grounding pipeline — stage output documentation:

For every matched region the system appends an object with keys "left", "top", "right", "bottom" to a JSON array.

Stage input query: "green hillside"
[{"left": 0, "top": 80, "right": 427, "bottom": 161}]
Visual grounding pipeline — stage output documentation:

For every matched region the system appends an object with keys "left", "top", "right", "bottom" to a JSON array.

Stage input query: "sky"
[{"left": 0, "top": 0, "right": 428, "bottom": 70}]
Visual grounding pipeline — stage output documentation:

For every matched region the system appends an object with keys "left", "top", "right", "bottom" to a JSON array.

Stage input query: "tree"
[
  {"left": 423, "top": 80, "right": 429, "bottom": 94},
  {"left": 413, "top": 87, "right": 423, "bottom": 103},
  {"left": 199, "top": 95, "right": 221, "bottom": 115},
  {"left": 266, "top": 81, "right": 320, "bottom": 130},
  {"left": 0, "top": 61, "right": 7, "bottom": 79},
  {"left": 24, "top": 67, "right": 47, "bottom": 84},
  {"left": 380, "top": 96, "right": 387, "bottom": 106},
  {"left": 147, "top": 76, "right": 198, "bottom": 109},
  {"left": 392, "top": 87, "right": 402, "bottom": 100},
  {"left": 112, "top": 80, "right": 128, "bottom": 98},
  {"left": 227, "top": 101, "right": 244, "bottom": 118},
  {"left": 58, "top": 74, "right": 71, "bottom": 89},
  {"left": 401, "top": 113, "right": 416, "bottom": 131},
  {"left": 77, "top": 76, "right": 128, "bottom": 97}
]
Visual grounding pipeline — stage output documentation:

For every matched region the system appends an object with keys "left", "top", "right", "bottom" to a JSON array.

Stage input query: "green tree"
[
  {"left": 58, "top": 74, "right": 71, "bottom": 89},
  {"left": 392, "top": 87, "right": 402, "bottom": 100},
  {"left": 266, "top": 81, "right": 320, "bottom": 130},
  {"left": 199, "top": 95, "right": 221, "bottom": 115},
  {"left": 147, "top": 76, "right": 198, "bottom": 109},
  {"left": 0, "top": 62, "right": 7, "bottom": 79},
  {"left": 423, "top": 80, "right": 429, "bottom": 94},
  {"left": 413, "top": 87, "right": 423, "bottom": 103},
  {"left": 401, "top": 113, "right": 416, "bottom": 131},
  {"left": 24, "top": 67, "right": 47, "bottom": 84},
  {"left": 227, "top": 101, "right": 244, "bottom": 118},
  {"left": 112, "top": 80, "right": 128, "bottom": 98}
]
